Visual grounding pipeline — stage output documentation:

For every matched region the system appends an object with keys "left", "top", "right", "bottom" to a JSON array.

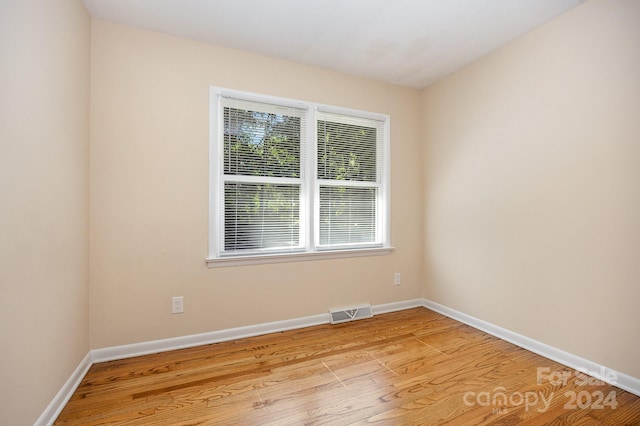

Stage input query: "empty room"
[{"left": 1, "top": 0, "right": 639, "bottom": 424}]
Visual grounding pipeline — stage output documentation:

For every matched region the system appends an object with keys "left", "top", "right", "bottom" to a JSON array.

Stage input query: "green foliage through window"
[
  {"left": 223, "top": 107, "right": 300, "bottom": 178},
  {"left": 224, "top": 182, "right": 300, "bottom": 251},
  {"left": 317, "top": 120, "right": 377, "bottom": 182}
]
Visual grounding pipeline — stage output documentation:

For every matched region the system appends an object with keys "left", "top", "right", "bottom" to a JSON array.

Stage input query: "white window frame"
[{"left": 207, "top": 87, "right": 392, "bottom": 267}]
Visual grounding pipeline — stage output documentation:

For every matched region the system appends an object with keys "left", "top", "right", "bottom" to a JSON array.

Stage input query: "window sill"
[{"left": 206, "top": 247, "right": 395, "bottom": 268}]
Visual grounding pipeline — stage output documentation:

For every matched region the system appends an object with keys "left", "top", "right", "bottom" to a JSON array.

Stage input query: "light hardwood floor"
[{"left": 55, "top": 308, "right": 640, "bottom": 425}]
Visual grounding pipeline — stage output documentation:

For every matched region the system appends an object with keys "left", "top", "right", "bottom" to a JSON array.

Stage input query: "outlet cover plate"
[{"left": 172, "top": 296, "right": 184, "bottom": 314}]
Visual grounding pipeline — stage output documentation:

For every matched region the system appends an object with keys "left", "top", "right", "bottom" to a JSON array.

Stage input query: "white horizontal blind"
[
  {"left": 316, "top": 112, "right": 384, "bottom": 249},
  {"left": 220, "top": 97, "right": 306, "bottom": 254}
]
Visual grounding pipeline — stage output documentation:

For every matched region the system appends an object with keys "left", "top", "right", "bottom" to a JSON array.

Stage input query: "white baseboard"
[
  {"left": 91, "top": 298, "right": 426, "bottom": 363},
  {"left": 372, "top": 298, "right": 425, "bottom": 315},
  {"left": 39, "top": 297, "right": 640, "bottom": 424},
  {"left": 91, "top": 312, "right": 330, "bottom": 363},
  {"left": 421, "top": 298, "right": 640, "bottom": 397},
  {"left": 34, "top": 352, "right": 92, "bottom": 426}
]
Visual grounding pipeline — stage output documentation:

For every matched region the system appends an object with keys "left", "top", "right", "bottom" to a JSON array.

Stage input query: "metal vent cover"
[{"left": 329, "top": 304, "right": 373, "bottom": 324}]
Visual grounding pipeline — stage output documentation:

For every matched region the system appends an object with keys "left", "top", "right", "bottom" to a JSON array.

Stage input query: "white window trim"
[
  {"left": 207, "top": 87, "right": 392, "bottom": 268},
  {"left": 206, "top": 246, "right": 394, "bottom": 268}
]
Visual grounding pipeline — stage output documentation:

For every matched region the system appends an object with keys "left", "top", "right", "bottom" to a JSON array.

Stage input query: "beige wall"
[
  {"left": 422, "top": 0, "right": 640, "bottom": 378},
  {"left": 89, "top": 20, "right": 424, "bottom": 349},
  {"left": 0, "top": 0, "right": 90, "bottom": 424}
]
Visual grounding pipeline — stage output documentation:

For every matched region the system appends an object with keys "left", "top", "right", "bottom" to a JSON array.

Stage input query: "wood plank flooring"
[{"left": 55, "top": 308, "right": 640, "bottom": 425}]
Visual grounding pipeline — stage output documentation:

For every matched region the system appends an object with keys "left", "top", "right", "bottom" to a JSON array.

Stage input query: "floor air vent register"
[{"left": 329, "top": 304, "right": 373, "bottom": 324}]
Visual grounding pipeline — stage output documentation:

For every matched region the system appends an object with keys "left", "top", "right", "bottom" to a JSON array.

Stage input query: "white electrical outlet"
[
  {"left": 394, "top": 272, "right": 401, "bottom": 285},
  {"left": 172, "top": 296, "right": 184, "bottom": 314}
]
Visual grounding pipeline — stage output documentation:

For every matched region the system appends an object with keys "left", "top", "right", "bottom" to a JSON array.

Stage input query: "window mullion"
[{"left": 306, "top": 108, "right": 317, "bottom": 253}]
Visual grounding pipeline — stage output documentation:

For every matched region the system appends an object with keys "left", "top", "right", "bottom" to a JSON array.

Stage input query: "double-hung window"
[{"left": 208, "top": 88, "right": 391, "bottom": 266}]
